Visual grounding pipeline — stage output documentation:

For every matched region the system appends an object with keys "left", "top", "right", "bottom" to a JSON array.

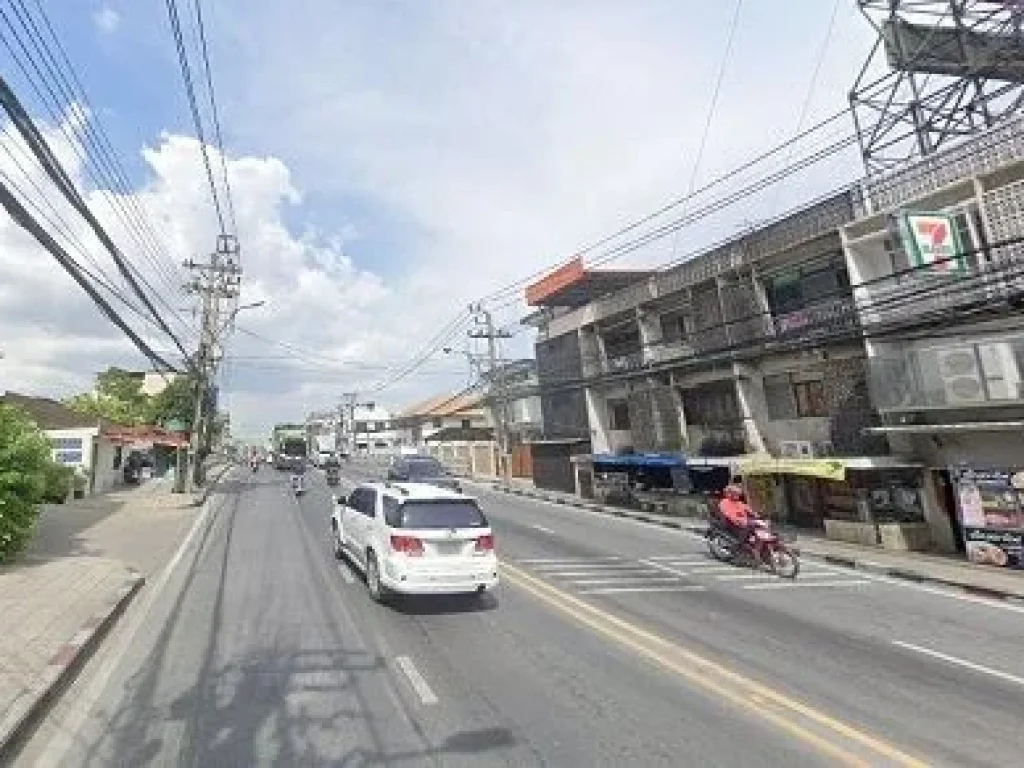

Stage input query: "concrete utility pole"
[
  {"left": 468, "top": 303, "right": 513, "bottom": 482},
  {"left": 183, "top": 235, "right": 241, "bottom": 491},
  {"left": 339, "top": 392, "right": 376, "bottom": 455}
]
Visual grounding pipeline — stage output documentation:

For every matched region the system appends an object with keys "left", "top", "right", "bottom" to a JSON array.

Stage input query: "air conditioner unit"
[
  {"left": 780, "top": 440, "right": 815, "bottom": 458},
  {"left": 813, "top": 441, "right": 835, "bottom": 458},
  {"left": 935, "top": 348, "right": 986, "bottom": 405}
]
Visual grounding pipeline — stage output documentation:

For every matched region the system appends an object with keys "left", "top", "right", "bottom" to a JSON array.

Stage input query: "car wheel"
[
  {"left": 366, "top": 551, "right": 387, "bottom": 603},
  {"left": 331, "top": 522, "right": 345, "bottom": 560}
]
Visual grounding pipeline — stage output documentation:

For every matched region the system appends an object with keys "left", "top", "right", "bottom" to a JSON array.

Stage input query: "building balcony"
[
  {"left": 868, "top": 335, "right": 1024, "bottom": 412},
  {"left": 603, "top": 350, "right": 646, "bottom": 375},
  {"left": 774, "top": 296, "right": 859, "bottom": 340},
  {"left": 857, "top": 258, "right": 1024, "bottom": 329},
  {"left": 647, "top": 339, "right": 695, "bottom": 365}
]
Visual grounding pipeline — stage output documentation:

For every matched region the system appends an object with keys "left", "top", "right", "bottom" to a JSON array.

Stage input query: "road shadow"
[
  {"left": 23, "top": 497, "right": 126, "bottom": 559},
  {"left": 68, "top": 481, "right": 518, "bottom": 767},
  {"left": 387, "top": 591, "right": 500, "bottom": 616}
]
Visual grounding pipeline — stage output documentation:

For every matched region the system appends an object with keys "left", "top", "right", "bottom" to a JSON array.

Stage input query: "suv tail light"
[
  {"left": 390, "top": 535, "right": 424, "bottom": 556},
  {"left": 474, "top": 534, "right": 494, "bottom": 554}
]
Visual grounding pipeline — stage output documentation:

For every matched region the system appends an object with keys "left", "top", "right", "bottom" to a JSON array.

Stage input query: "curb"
[
  {"left": 484, "top": 482, "right": 1024, "bottom": 605},
  {"left": 0, "top": 569, "right": 145, "bottom": 759},
  {"left": 192, "top": 462, "right": 235, "bottom": 507}
]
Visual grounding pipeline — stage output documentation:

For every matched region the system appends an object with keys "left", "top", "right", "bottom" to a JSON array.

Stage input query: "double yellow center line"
[{"left": 500, "top": 561, "right": 929, "bottom": 768}]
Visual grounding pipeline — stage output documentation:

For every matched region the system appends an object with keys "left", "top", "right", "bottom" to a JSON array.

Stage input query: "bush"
[
  {"left": 42, "top": 462, "right": 74, "bottom": 504},
  {"left": 0, "top": 404, "right": 53, "bottom": 562}
]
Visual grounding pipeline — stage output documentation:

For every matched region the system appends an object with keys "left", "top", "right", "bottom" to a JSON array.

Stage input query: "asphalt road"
[{"left": 14, "top": 462, "right": 1024, "bottom": 766}]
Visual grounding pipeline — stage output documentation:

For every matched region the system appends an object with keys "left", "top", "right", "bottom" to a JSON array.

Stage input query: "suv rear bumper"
[{"left": 382, "top": 557, "right": 499, "bottom": 594}]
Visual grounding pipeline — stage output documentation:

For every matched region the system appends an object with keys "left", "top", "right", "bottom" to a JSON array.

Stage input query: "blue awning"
[{"left": 592, "top": 452, "right": 686, "bottom": 469}]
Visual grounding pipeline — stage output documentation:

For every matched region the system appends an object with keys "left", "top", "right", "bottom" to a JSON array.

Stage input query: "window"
[
  {"left": 374, "top": 441, "right": 387, "bottom": 448},
  {"left": 461, "top": 418, "right": 472, "bottom": 430},
  {"left": 432, "top": 418, "right": 443, "bottom": 428},
  {"left": 794, "top": 380, "right": 828, "bottom": 417},
  {"left": 391, "top": 500, "right": 487, "bottom": 529},
  {"left": 608, "top": 400, "right": 631, "bottom": 431},
  {"left": 383, "top": 496, "right": 402, "bottom": 527},
  {"left": 766, "top": 255, "right": 849, "bottom": 315},
  {"left": 350, "top": 487, "right": 377, "bottom": 518},
  {"left": 50, "top": 437, "right": 84, "bottom": 450}
]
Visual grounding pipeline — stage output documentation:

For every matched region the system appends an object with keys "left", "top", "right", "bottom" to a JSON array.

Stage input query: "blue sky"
[{"left": 0, "top": 1, "right": 885, "bottom": 436}]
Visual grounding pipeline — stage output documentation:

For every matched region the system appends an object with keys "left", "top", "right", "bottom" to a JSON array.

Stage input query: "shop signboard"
[
  {"left": 951, "top": 467, "right": 1024, "bottom": 569},
  {"left": 898, "top": 212, "right": 967, "bottom": 275}
]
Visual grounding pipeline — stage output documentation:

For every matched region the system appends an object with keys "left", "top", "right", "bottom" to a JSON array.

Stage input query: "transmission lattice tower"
[{"left": 850, "top": 0, "right": 1024, "bottom": 175}]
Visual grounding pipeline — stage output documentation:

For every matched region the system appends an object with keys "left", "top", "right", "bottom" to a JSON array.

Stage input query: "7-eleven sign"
[{"left": 898, "top": 212, "right": 967, "bottom": 275}]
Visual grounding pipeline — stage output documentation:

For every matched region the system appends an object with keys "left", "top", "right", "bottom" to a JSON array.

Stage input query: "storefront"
[
  {"left": 950, "top": 466, "right": 1024, "bottom": 569},
  {"left": 737, "top": 456, "right": 930, "bottom": 550}
]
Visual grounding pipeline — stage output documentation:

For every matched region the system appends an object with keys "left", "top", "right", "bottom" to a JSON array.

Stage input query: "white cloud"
[
  {"left": 2, "top": 1, "right": 883, "bottom": 436},
  {"left": 93, "top": 6, "right": 121, "bottom": 34}
]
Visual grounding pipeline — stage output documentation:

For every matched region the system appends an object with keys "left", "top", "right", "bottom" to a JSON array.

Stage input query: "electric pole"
[
  {"left": 339, "top": 392, "right": 374, "bottom": 455},
  {"left": 468, "top": 303, "right": 513, "bottom": 482},
  {"left": 183, "top": 234, "right": 241, "bottom": 491}
]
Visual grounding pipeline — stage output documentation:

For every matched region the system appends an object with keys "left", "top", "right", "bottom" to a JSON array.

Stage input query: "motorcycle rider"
[
  {"left": 718, "top": 484, "right": 758, "bottom": 553},
  {"left": 290, "top": 458, "right": 306, "bottom": 493}
]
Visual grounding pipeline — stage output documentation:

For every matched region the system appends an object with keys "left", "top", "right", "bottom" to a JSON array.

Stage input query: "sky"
[{"left": 0, "top": 0, "right": 882, "bottom": 438}]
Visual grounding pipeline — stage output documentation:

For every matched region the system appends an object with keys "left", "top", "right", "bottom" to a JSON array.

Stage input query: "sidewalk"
[
  {"left": 0, "top": 462, "right": 232, "bottom": 757},
  {"left": 475, "top": 479, "right": 1024, "bottom": 605}
]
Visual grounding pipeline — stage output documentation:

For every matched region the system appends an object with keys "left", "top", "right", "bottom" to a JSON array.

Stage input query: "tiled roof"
[{"left": 0, "top": 392, "right": 99, "bottom": 430}]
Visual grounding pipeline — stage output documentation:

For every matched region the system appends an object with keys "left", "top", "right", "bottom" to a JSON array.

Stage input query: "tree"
[
  {"left": 0, "top": 404, "right": 53, "bottom": 561},
  {"left": 147, "top": 374, "right": 197, "bottom": 429},
  {"left": 66, "top": 367, "right": 149, "bottom": 425}
]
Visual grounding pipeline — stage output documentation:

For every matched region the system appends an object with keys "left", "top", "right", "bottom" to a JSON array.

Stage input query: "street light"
[{"left": 220, "top": 300, "right": 266, "bottom": 333}]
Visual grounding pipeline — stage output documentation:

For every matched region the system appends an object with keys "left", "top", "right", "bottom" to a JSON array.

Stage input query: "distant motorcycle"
[
  {"left": 291, "top": 473, "right": 305, "bottom": 496},
  {"left": 706, "top": 517, "right": 800, "bottom": 578}
]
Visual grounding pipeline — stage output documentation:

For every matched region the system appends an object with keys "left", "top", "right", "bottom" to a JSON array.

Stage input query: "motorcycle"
[
  {"left": 250, "top": 461, "right": 259, "bottom": 473},
  {"left": 706, "top": 516, "right": 800, "bottom": 578},
  {"left": 291, "top": 473, "right": 305, "bottom": 496}
]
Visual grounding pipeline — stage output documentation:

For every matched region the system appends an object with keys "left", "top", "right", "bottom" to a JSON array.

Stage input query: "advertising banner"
[{"left": 952, "top": 467, "right": 1024, "bottom": 569}]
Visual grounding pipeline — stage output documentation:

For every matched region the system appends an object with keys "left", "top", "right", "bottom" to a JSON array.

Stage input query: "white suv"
[{"left": 331, "top": 482, "right": 499, "bottom": 602}]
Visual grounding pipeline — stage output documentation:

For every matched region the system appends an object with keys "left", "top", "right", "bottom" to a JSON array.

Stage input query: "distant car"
[
  {"left": 330, "top": 482, "right": 498, "bottom": 602},
  {"left": 386, "top": 456, "right": 461, "bottom": 493}
]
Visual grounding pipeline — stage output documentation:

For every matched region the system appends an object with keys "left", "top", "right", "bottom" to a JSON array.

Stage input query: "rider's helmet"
[{"left": 723, "top": 484, "right": 744, "bottom": 500}]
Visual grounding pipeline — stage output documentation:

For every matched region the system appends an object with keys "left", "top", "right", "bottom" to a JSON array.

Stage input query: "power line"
[
  {"left": 0, "top": 175, "right": 182, "bottom": 373},
  {"left": 4, "top": 1, "right": 192, "bottom": 314},
  {"left": 191, "top": 0, "right": 238, "bottom": 237},
  {"left": 0, "top": 139, "right": 181, "bottom": 338},
  {"left": 668, "top": 0, "right": 745, "bottom": 263},
  {"left": 0, "top": 74, "right": 193, "bottom": 361},
  {"left": 163, "top": 0, "right": 228, "bottom": 236},
  {"left": 369, "top": 310, "right": 473, "bottom": 394},
  {"left": 0, "top": 6, "right": 196, "bottom": 345}
]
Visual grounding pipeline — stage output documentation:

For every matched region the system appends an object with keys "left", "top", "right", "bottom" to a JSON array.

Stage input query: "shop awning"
[
  {"left": 865, "top": 421, "right": 1024, "bottom": 434},
  {"left": 737, "top": 455, "right": 923, "bottom": 482},
  {"left": 592, "top": 452, "right": 686, "bottom": 470},
  {"left": 739, "top": 456, "right": 847, "bottom": 481}
]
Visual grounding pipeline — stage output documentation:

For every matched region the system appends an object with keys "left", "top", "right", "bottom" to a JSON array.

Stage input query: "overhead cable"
[
  {"left": 0, "top": 74, "right": 193, "bottom": 361},
  {"left": 0, "top": 176, "right": 182, "bottom": 373}
]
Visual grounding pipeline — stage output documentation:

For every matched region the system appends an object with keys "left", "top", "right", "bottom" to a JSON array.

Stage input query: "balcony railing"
[
  {"left": 865, "top": 112, "right": 1024, "bottom": 212},
  {"left": 868, "top": 335, "right": 1024, "bottom": 411},
  {"left": 774, "top": 297, "right": 859, "bottom": 340},
  {"left": 603, "top": 350, "right": 646, "bottom": 374}
]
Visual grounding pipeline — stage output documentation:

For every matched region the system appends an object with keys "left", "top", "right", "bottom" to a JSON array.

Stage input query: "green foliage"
[
  {"left": 148, "top": 374, "right": 197, "bottom": 429},
  {"left": 41, "top": 462, "right": 75, "bottom": 504},
  {"left": 65, "top": 367, "right": 197, "bottom": 430},
  {"left": 0, "top": 404, "right": 53, "bottom": 561}
]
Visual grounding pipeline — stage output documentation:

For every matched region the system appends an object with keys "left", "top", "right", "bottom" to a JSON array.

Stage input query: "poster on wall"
[{"left": 952, "top": 467, "right": 1024, "bottom": 569}]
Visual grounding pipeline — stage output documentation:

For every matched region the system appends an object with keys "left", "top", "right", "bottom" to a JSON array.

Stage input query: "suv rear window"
[{"left": 387, "top": 500, "right": 487, "bottom": 529}]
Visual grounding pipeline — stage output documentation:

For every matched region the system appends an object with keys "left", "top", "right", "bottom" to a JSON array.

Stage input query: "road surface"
[{"left": 13, "top": 462, "right": 1024, "bottom": 766}]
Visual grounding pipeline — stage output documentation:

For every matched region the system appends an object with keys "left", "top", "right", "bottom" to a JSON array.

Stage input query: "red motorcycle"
[{"left": 706, "top": 516, "right": 800, "bottom": 578}]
